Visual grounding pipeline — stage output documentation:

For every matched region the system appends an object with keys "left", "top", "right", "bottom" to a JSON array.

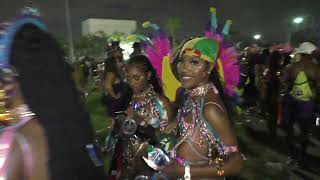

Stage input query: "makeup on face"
[
  {"left": 127, "top": 65, "right": 149, "bottom": 94},
  {"left": 177, "top": 55, "right": 211, "bottom": 90}
]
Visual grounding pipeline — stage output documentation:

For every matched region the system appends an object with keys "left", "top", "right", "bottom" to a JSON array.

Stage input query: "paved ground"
[{"left": 235, "top": 111, "right": 320, "bottom": 180}]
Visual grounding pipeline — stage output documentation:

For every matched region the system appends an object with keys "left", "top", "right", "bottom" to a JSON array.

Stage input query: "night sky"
[{"left": 1, "top": 0, "right": 320, "bottom": 43}]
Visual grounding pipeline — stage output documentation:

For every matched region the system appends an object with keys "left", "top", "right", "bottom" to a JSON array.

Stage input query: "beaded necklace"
[
  {"left": 129, "top": 86, "right": 168, "bottom": 132},
  {"left": 0, "top": 104, "right": 35, "bottom": 131}
]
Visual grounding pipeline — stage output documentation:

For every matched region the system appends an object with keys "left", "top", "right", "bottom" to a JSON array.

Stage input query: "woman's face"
[
  {"left": 177, "top": 55, "right": 212, "bottom": 90},
  {"left": 127, "top": 65, "right": 150, "bottom": 94}
]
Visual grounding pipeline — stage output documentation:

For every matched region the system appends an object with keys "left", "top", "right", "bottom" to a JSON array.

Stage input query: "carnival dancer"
[
  {"left": 0, "top": 8, "right": 105, "bottom": 180},
  {"left": 134, "top": 7, "right": 242, "bottom": 179},
  {"left": 108, "top": 55, "right": 174, "bottom": 179},
  {"left": 161, "top": 37, "right": 243, "bottom": 180}
]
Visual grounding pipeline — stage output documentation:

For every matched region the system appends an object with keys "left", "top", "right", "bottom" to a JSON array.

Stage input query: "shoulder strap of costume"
[
  {"left": 203, "top": 102, "right": 225, "bottom": 112},
  {"left": 0, "top": 118, "right": 33, "bottom": 179},
  {"left": 199, "top": 97, "right": 225, "bottom": 155},
  {"left": 150, "top": 96, "right": 165, "bottom": 119},
  {"left": 0, "top": 129, "right": 15, "bottom": 178},
  {"left": 0, "top": 120, "right": 32, "bottom": 179}
]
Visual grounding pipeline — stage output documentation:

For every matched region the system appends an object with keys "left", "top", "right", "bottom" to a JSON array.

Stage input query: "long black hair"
[
  {"left": 10, "top": 24, "right": 105, "bottom": 180},
  {"left": 127, "top": 55, "right": 163, "bottom": 94}
]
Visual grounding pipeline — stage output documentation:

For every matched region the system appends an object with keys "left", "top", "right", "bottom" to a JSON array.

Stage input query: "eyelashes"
[
  {"left": 134, "top": 77, "right": 141, "bottom": 81},
  {"left": 190, "top": 59, "right": 200, "bottom": 65},
  {"left": 177, "top": 58, "right": 200, "bottom": 65}
]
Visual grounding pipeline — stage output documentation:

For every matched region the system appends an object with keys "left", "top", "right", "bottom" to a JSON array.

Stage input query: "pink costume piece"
[{"left": 0, "top": 104, "right": 34, "bottom": 179}]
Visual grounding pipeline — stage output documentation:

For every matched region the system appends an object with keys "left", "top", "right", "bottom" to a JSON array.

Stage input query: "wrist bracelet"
[
  {"left": 215, "top": 157, "right": 225, "bottom": 177},
  {"left": 184, "top": 163, "right": 191, "bottom": 180}
]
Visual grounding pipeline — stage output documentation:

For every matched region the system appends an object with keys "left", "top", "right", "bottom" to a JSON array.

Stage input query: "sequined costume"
[
  {"left": 170, "top": 83, "right": 237, "bottom": 163},
  {"left": 124, "top": 86, "right": 169, "bottom": 174},
  {"left": 108, "top": 85, "right": 169, "bottom": 179},
  {"left": 129, "top": 86, "right": 168, "bottom": 132},
  {"left": 167, "top": 83, "right": 240, "bottom": 180}
]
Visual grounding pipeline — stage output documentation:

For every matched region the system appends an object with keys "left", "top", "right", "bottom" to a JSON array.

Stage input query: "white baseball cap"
[{"left": 295, "top": 42, "right": 317, "bottom": 55}]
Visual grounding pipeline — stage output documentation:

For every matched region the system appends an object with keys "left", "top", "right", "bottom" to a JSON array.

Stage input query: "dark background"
[{"left": 1, "top": 0, "right": 320, "bottom": 43}]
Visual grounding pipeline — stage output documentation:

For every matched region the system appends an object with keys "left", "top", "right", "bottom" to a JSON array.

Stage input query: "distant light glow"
[
  {"left": 293, "top": 17, "right": 304, "bottom": 24},
  {"left": 253, "top": 34, "right": 261, "bottom": 40},
  {"left": 120, "top": 42, "right": 134, "bottom": 61}
]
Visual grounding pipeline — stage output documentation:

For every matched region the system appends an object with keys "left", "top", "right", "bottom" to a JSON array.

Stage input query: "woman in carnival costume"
[
  {"left": 160, "top": 8, "right": 244, "bottom": 179},
  {"left": 0, "top": 8, "right": 105, "bottom": 180},
  {"left": 122, "top": 55, "right": 174, "bottom": 179},
  {"left": 108, "top": 55, "right": 175, "bottom": 180}
]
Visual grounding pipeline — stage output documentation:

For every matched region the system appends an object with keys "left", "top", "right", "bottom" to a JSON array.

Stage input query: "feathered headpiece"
[
  {"left": 204, "top": 7, "right": 240, "bottom": 97},
  {"left": 140, "top": 8, "right": 240, "bottom": 101},
  {"left": 142, "top": 21, "right": 171, "bottom": 79},
  {"left": 141, "top": 21, "right": 180, "bottom": 102}
]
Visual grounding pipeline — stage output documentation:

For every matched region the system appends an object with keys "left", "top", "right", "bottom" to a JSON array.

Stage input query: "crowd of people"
[
  {"left": 0, "top": 6, "right": 319, "bottom": 180},
  {"left": 237, "top": 42, "right": 320, "bottom": 166}
]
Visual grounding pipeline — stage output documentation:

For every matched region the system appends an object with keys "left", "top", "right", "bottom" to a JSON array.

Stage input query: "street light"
[
  {"left": 253, "top": 34, "right": 261, "bottom": 40},
  {"left": 293, "top": 17, "right": 304, "bottom": 24}
]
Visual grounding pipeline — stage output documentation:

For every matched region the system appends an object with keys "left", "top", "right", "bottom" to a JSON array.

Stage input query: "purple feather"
[
  {"left": 204, "top": 22, "right": 214, "bottom": 38},
  {"left": 219, "top": 46, "right": 240, "bottom": 96}
]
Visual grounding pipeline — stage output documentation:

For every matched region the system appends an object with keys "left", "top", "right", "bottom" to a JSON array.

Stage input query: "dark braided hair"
[
  {"left": 127, "top": 55, "right": 163, "bottom": 94},
  {"left": 9, "top": 24, "right": 105, "bottom": 180}
]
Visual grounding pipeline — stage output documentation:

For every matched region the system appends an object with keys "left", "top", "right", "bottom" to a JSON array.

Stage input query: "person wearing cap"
[
  {"left": 162, "top": 37, "right": 243, "bottom": 179},
  {"left": 102, "top": 41, "right": 131, "bottom": 116},
  {"left": 130, "top": 42, "right": 143, "bottom": 58},
  {"left": 311, "top": 49, "right": 320, "bottom": 65},
  {"left": 282, "top": 42, "right": 320, "bottom": 165}
]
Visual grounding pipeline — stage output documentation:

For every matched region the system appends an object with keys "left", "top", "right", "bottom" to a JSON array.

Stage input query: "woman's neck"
[
  {"left": 133, "top": 85, "right": 154, "bottom": 99},
  {"left": 186, "top": 81, "right": 214, "bottom": 98}
]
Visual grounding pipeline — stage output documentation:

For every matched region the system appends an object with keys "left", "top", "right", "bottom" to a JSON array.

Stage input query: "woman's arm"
[
  {"left": 104, "top": 72, "right": 120, "bottom": 99},
  {"left": 158, "top": 96, "right": 177, "bottom": 134},
  {"left": 197, "top": 101, "right": 243, "bottom": 177},
  {"left": 7, "top": 120, "right": 49, "bottom": 180}
]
